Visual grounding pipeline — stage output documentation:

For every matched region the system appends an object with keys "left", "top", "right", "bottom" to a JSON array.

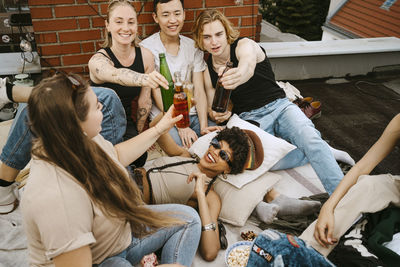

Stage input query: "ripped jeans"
[{"left": 246, "top": 229, "right": 334, "bottom": 267}]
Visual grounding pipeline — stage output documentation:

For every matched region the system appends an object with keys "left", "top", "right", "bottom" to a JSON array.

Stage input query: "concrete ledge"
[{"left": 259, "top": 37, "right": 400, "bottom": 80}]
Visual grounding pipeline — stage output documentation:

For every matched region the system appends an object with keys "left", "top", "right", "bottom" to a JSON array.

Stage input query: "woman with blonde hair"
[
  {"left": 89, "top": 0, "right": 169, "bottom": 167},
  {"left": 21, "top": 73, "right": 201, "bottom": 267}
]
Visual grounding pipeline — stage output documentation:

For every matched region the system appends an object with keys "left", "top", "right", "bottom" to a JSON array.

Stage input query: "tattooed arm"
[
  {"left": 136, "top": 47, "right": 155, "bottom": 133},
  {"left": 88, "top": 49, "right": 168, "bottom": 89}
]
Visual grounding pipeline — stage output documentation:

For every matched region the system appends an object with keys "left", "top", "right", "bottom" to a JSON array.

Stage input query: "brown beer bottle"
[
  {"left": 173, "top": 71, "right": 190, "bottom": 128},
  {"left": 211, "top": 62, "right": 233, "bottom": 112}
]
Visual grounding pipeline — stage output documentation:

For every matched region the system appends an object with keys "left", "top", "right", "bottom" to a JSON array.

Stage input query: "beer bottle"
[
  {"left": 211, "top": 62, "right": 233, "bottom": 113},
  {"left": 183, "top": 64, "right": 194, "bottom": 110},
  {"left": 173, "top": 71, "right": 190, "bottom": 128},
  {"left": 159, "top": 53, "right": 174, "bottom": 112}
]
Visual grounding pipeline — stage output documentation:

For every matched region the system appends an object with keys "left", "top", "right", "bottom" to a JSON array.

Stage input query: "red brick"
[
  {"left": 28, "top": 0, "right": 73, "bottom": 5},
  {"left": 225, "top": 6, "right": 259, "bottom": 17},
  {"left": 33, "top": 19, "right": 77, "bottom": 32},
  {"left": 78, "top": 18, "right": 90, "bottom": 29},
  {"left": 100, "top": 3, "right": 108, "bottom": 15},
  {"left": 57, "top": 66, "right": 86, "bottom": 75},
  {"left": 132, "top": 2, "right": 142, "bottom": 11},
  {"left": 241, "top": 16, "right": 256, "bottom": 26},
  {"left": 244, "top": 0, "right": 260, "bottom": 4},
  {"left": 137, "top": 25, "right": 144, "bottom": 37},
  {"left": 186, "top": 1, "right": 203, "bottom": 8},
  {"left": 30, "top": 7, "right": 53, "bottom": 19},
  {"left": 37, "top": 33, "right": 57, "bottom": 44},
  {"left": 184, "top": 10, "right": 195, "bottom": 21},
  {"left": 206, "top": 0, "right": 235, "bottom": 7},
  {"left": 59, "top": 30, "right": 102, "bottom": 42},
  {"left": 90, "top": 0, "right": 109, "bottom": 2},
  {"left": 40, "top": 56, "right": 61, "bottom": 67},
  {"left": 143, "top": 24, "right": 159, "bottom": 37},
  {"left": 182, "top": 22, "right": 194, "bottom": 33},
  {"left": 81, "top": 42, "right": 95, "bottom": 53},
  {"left": 92, "top": 17, "right": 106, "bottom": 28},
  {"left": 143, "top": 2, "right": 154, "bottom": 12},
  {"left": 137, "top": 13, "right": 155, "bottom": 24},
  {"left": 239, "top": 27, "right": 256, "bottom": 37},
  {"left": 62, "top": 54, "right": 92, "bottom": 66},
  {"left": 229, "top": 17, "right": 239, "bottom": 27},
  {"left": 41, "top": 43, "right": 81, "bottom": 56},
  {"left": 54, "top": 5, "right": 99, "bottom": 18},
  {"left": 95, "top": 41, "right": 104, "bottom": 50}
]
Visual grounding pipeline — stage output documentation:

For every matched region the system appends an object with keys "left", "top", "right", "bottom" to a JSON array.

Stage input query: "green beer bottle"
[{"left": 159, "top": 53, "right": 174, "bottom": 112}]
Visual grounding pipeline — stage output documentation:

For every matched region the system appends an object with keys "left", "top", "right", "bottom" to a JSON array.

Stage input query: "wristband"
[
  {"left": 201, "top": 222, "right": 216, "bottom": 232},
  {"left": 6, "top": 80, "right": 15, "bottom": 102}
]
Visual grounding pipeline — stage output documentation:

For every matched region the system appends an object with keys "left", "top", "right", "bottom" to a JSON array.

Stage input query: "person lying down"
[{"left": 135, "top": 126, "right": 321, "bottom": 261}]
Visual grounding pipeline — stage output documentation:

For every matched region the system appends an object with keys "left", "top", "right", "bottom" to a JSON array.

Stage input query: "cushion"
[
  {"left": 189, "top": 114, "right": 296, "bottom": 188},
  {"left": 213, "top": 171, "right": 281, "bottom": 226}
]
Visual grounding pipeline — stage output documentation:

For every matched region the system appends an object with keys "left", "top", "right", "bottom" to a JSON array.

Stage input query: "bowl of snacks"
[{"left": 225, "top": 241, "right": 252, "bottom": 267}]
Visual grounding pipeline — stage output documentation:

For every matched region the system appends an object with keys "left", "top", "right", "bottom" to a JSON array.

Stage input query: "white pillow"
[
  {"left": 213, "top": 171, "right": 281, "bottom": 226},
  {"left": 189, "top": 114, "right": 296, "bottom": 188}
]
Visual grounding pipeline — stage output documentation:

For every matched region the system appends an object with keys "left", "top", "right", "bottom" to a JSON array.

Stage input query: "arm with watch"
[{"left": 187, "top": 172, "right": 222, "bottom": 261}]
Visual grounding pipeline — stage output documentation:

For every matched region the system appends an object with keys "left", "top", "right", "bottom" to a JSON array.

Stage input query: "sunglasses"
[
  {"left": 218, "top": 220, "right": 228, "bottom": 250},
  {"left": 210, "top": 137, "right": 232, "bottom": 167}
]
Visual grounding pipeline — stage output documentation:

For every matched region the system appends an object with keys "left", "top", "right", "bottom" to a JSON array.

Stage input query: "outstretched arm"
[
  {"left": 88, "top": 50, "right": 168, "bottom": 90},
  {"left": 150, "top": 113, "right": 191, "bottom": 157},
  {"left": 115, "top": 106, "right": 183, "bottom": 166},
  {"left": 314, "top": 113, "right": 400, "bottom": 247},
  {"left": 219, "top": 38, "right": 264, "bottom": 90}
]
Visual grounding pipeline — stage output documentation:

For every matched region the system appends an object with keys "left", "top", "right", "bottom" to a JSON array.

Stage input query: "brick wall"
[{"left": 28, "top": 0, "right": 262, "bottom": 74}]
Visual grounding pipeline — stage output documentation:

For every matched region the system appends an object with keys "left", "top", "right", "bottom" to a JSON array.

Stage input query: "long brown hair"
[
  {"left": 28, "top": 73, "right": 181, "bottom": 236},
  {"left": 101, "top": 0, "right": 141, "bottom": 48},
  {"left": 192, "top": 9, "right": 239, "bottom": 51}
]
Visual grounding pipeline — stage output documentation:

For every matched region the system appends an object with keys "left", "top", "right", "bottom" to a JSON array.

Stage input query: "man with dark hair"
[
  {"left": 140, "top": 0, "right": 216, "bottom": 148},
  {"left": 153, "top": 0, "right": 184, "bottom": 12}
]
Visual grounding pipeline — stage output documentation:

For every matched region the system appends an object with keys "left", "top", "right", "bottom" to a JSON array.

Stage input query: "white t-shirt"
[{"left": 140, "top": 32, "right": 206, "bottom": 118}]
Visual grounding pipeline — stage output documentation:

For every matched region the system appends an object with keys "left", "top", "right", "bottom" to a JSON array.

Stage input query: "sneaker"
[
  {"left": 301, "top": 101, "right": 322, "bottom": 120},
  {"left": 0, "top": 182, "right": 19, "bottom": 214},
  {"left": 0, "top": 77, "right": 12, "bottom": 110}
]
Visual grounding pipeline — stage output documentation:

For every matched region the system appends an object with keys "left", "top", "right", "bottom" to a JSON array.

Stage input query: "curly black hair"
[{"left": 216, "top": 126, "right": 249, "bottom": 174}]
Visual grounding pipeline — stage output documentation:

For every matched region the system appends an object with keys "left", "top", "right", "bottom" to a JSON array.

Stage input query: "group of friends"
[{"left": 0, "top": 0, "right": 398, "bottom": 266}]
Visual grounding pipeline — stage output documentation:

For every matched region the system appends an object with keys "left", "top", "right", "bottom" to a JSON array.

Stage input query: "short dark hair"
[
  {"left": 153, "top": 0, "right": 184, "bottom": 13},
  {"left": 216, "top": 127, "right": 249, "bottom": 175}
]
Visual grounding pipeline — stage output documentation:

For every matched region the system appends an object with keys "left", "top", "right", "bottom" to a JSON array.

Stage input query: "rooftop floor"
[{"left": 291, "top": 73, "right": 400, "bottom": 175}]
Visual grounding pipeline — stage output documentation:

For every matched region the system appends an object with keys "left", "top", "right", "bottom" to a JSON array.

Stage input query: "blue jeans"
[
  {"left": 169, "top": 114, "right": 216, "bottom": 146},
  {"left": 0, "top": 87, "right": 126, "bottom": 170},
  {"left": 239, "top": 98, "right": 343, "bottom": 194},
  {"left": 246, "top": 229, "right": 334, "bottom": 266},
  {"left": 95, "top": 204, "right": 201, "bottom": 267}
]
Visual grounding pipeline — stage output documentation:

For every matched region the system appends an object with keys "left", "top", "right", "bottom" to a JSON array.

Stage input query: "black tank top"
[
  {"left": 207, "top": 38, "right": 285, "bottom": 114},
  {"left": 91, "top": 46, "right": 144, "bottom": 120}
]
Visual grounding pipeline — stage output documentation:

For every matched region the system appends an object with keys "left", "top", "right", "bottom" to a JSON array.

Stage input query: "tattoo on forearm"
[{"left": 137, "top": 108, "right": 148, "bottom": 119}]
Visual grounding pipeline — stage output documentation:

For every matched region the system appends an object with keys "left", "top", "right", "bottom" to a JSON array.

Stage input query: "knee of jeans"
[
  {"left": 98, "top": 256, "right": 131, "bottom": 267},
  {"left": 174, "top": 205, "right": 200, "bottom": 225}
]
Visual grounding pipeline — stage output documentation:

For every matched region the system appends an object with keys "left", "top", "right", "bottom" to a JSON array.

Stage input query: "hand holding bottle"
[
  {"left": 154, "top": 105, "right": 183, "bottom": 135},
  {"left": 219, "top": 65, "right": 246, "bottom": 90},
  {"left": 142, "top": 70, "right": 169, "bottom": 89}
]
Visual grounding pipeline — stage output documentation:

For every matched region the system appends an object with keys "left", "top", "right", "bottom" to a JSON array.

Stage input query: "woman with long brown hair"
[{"left": 20, "top": 73, "right": 201, "bottom": 267}]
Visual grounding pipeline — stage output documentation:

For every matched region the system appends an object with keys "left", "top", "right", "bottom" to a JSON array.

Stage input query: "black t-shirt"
[
  {"left": 91, "top": 46, "right": 144, "bottom": 121},
  {"left": 207, "top": 38, "right": 285, "bottom": 114}
]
